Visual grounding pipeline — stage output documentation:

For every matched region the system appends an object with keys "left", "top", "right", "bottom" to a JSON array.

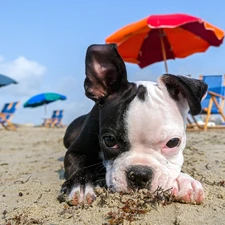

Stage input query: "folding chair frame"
[
  {"left": 188, "top": 75, "right": 225, "bottom": 131},
  {"left": 0, "top": 101, "right": 20, "bottom": 130},
  {"left": 42, "top": 110, "right": 64, "bottom": 128}
]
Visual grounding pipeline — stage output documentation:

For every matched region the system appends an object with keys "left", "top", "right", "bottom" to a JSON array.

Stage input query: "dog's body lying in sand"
[{"left": 59, "top": 44, "right": 207, "bottom": 205}]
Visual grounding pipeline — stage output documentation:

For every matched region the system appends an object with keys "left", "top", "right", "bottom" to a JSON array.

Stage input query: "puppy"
[{"left": 59, "top": 44, "right": 208, "bottom": 205}]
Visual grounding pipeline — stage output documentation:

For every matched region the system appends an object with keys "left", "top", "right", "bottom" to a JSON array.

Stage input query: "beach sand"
[{"left": 0, "top": 127, "right": 225, "bottom": 225}]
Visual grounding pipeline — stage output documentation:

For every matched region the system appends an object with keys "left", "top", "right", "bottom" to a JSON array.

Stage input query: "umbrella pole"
[
  {"left": 159, "top": 29, "right": 169, "bottom": 73},
  {"left": 44, "top": 103, "right": 47, "bottom": 115}
]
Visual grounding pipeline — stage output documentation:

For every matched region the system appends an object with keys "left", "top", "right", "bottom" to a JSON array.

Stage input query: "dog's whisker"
[
  {"left": 95, "top": 172, "right": 106, "bottom": 176},
  {"left": 95, "top": 163, "right": 104, "bottom": 169},
  {"left": 96, "top": 167, "right": 105, "bottom": 175},
  {"left": 95, "top": 178, "right": 106, "bottom": 183},
  {"left": 83, "top": 162, "right": 103, "bottom": 169}
]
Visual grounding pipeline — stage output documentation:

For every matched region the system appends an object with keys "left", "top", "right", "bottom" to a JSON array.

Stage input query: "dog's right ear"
[
  {"left": 160, "top": 74, "right": 208, "bottom": 115},
  {"left": 84, "top": 44, "right": 128, "bottom": 103}
]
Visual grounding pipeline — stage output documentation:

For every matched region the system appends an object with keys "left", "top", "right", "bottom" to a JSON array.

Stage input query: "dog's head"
[{"left": 84, "top": 44, "right": 207, "bottom": 192}]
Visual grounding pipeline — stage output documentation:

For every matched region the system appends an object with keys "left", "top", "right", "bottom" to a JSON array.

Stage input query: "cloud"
[
  {"left": 0, "top": 56, "right": 47, "bottom": 97},
  {"left": 0, "top": 56, "right": 4, "bottom": 63},
  {"left": 0, "top": 55, "right": 93, "bottom": 125},
  {"left": 0, "top": 55, "right": 48, "bottom": 124}
]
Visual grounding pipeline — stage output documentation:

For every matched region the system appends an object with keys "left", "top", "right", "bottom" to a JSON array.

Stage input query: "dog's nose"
[{"left": 126, "top": 166, "right": 153, "bottom": 190}]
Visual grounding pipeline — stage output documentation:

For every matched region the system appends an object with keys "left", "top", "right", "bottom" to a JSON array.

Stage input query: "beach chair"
[
  {"left": 42, "top": 110, "right": 64, "bottom": 128},
  {"left": 0, "top": 101, "right": 20, "bottom": 130},
  {"left": 188, "top": 75, "right": 225, "bottom": 130}
]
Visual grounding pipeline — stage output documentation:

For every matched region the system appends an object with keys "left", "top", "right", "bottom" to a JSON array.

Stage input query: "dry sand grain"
[{"left": 0, "top": 127, "right": 225, "bottom": 225}]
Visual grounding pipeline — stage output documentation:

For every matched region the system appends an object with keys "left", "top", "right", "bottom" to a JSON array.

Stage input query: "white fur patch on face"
[{"left": 105, "top": 81, "right": 188, "bottom": 193}]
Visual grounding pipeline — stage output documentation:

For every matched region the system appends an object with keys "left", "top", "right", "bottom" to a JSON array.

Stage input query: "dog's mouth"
[{"left": 126, "top": 179, "right": 152, "bottom": 191}]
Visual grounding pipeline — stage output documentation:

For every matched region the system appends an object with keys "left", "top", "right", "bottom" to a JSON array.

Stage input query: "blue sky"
[{"left": 0, "top": 0, "right": 225, "bottom": 125}]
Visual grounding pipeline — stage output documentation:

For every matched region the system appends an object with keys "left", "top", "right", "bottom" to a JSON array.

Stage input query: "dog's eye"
[
  {"left": 166, "top": 138, "right": 181, "bottom": 148},
  {"left": 103, "top": 136, "right": 117, "bottom": 148}
]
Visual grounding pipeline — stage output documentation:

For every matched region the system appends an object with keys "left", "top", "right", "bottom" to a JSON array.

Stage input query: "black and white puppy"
[{"left": 59, "top": 44, "right": 207, "bottom": 205}]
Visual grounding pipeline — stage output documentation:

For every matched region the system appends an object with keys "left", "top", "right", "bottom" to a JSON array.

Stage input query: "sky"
[{"left": 0, "top": 0, "right": 225, "bottom": 125}]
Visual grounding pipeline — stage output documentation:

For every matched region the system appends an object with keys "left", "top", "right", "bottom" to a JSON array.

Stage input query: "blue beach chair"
[
  {"left": 189, "top": 75, "right": 225, "bottom": 130},
  {"left": 0, "top": 101, "right": 20, "bottom": 130},
  {"left": 42, "top": 110, "right": 64, "bottom": 128}
]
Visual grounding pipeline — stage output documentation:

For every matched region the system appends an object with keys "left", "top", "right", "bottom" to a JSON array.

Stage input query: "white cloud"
[
  {"left": 0, "top": 55, "right": 48, "bottom": 125},
  {"left": 0, "top": 55, "right": 93, "bottom": 125},
  {"left": 0, "top": 55, "right": 4, "bottom": 63},
  {"left": 0, "top": 56, "right": 46, "bottom": 96}
]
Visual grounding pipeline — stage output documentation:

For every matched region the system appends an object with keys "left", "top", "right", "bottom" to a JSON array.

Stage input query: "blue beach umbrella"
[
  {"left": 0, "top": 74, "right": 18, "bottom": 87},
  {"left": 23, "top": 92, "right": 67, "bottom": 114}
]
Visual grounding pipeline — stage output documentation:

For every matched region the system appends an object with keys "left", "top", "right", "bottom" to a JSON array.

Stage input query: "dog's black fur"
[{"left": 59, "top": 44, "right": 208, "bottom": 202}]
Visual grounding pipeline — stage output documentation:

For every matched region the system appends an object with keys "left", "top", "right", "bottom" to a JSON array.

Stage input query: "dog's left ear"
[
  {"left": 160, "top": 74, "right": 208, "bottom": 115},
  {"left": 84, "top": 44, "right": 128, "bottom": 103}
]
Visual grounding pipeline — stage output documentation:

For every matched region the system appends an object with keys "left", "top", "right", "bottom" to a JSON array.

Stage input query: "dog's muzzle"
[{"left": 126, "top": 165, "right": 153, "bottom": 190}]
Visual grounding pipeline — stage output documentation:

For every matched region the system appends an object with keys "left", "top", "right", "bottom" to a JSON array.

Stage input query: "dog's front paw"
[
  {"left": 171, "top": 172, "right": 204, "bottom": 204},
  {"left": 58, "top": 180, "right": 96, "bottom": 205}
]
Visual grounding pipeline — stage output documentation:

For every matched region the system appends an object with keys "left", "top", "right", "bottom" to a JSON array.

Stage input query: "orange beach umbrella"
[{"left": 106, "top": 13, "right": 224, "bottom": 72}]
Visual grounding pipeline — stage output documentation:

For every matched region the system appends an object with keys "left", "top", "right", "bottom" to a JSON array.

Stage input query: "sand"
[{"left": 0, "top": 127, "right": 225, "bottom": 225}]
